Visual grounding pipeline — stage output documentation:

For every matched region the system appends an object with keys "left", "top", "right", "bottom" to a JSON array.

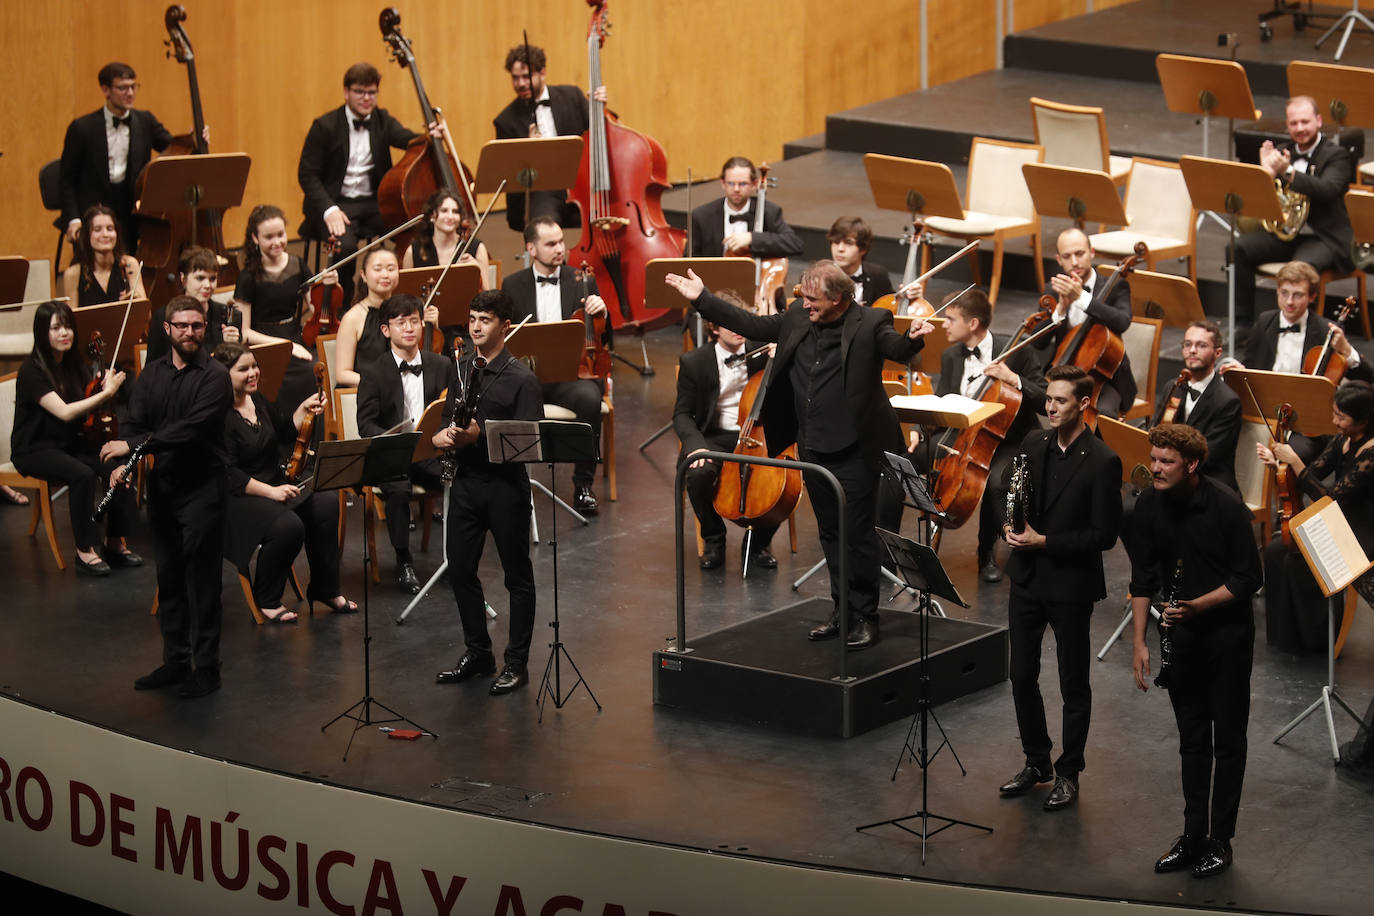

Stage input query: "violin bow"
[{"left": 301, "top": 214, "right": 425, "bottom": 288}]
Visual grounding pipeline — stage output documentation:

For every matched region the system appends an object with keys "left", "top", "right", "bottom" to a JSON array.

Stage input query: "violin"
[
  {"left": 82, "top": 331, "right": 119, "bottom": 446},
  {"left": 1151, "top": 370, "right": 1192, "bottom": 426},
  {"left": 302, "top": 236, "right": 342, "bottom": 349},
  {"left": 747, "top": 164, "right": 787, "bottom": 316},
  {"left": 1273, "top": 403, "right": 1302, "bottom": 548},
  {"left": 572, "top": 261, "right": 612, "bottom": 379},
  {"left": 872, "top": 218, "right": 935, "bottom": 317},
  {"left": 283, "top": 363, "right": 328, "bottom": 484},
  {"left": 1302, "top": 295, "right": 1358, "bottom": 384},
  {"left": 713, "top": 353, "right": 803, "bottom": 533},
  {"left": 570, "top": 0, "right": 685, "bottom": 330}
]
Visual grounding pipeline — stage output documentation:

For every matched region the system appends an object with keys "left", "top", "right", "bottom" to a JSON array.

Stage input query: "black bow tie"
[
  {"left": 353, "top": 118, "right": 369, "bottom": 131},
  {"left": 962, "top": 346, "right": 980, "bottom": 360},
  {"left": 398, "top": 361, "right": 422, "bottom": 376},
  {"left": 851, "top": 273, "right": 867, "bottom": 286},
  {"left": 727, "top": 212, "right": 751, "bottom": 224},
  {"left": 534, "top": 98, "right": 552, "bottom": 108},
  {"left": 112, "top": 115, "right": 130, "bottom": 129},
  {"left": 1186, "top": 386, "right": 1201, "bottom": 401},
  {"left": 536, "top": 274, "right": 559, "bottom": 286},
  {"left": 1278, "top": 323, "right": 1302, "bottom": 334}
]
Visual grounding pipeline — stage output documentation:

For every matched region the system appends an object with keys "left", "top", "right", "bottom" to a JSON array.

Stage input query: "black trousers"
[
  {"left": 1230, "top": 231, "right": 1341, "bottom": 323},
  {"left": 979, "top": 441, "right": 1021, "bottom": 561},
  {"left": 1166, "top": 608, "right": 1254, "bottom": 840},
  {"left": 253, "top": 492, "right": 341, "bottom": 607},
  {"left": 13, "top": 446, "right": 134, "bottom": 550},
  {"left": 331, "top": 196, "right": 387, "bottom": 301},
  {"left": 377, "top": 458, "right": 444, "bottom": 563},
  {"left": 1008, "top": 586, "right": 1094, "bottom": 779},
  {"left": 149, "top": 473, "right": 226, "bottom": 671},
  {"left": 800, "top": 445, "right": 880, "bottom": 622},
  {"left": 447, "top": 466, "right": 537, "bottom": 668},
  {"left": 683, "top": 428, "right": 777, "bottom": 549},
  {"left": 542, "top": 379, "right": 603, "bottom": 490}
]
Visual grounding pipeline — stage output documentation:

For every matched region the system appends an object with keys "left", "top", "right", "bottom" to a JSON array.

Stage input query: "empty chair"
[
  {"left": 1090, "top": 158, "right": 1197, "bottom": 282},
  {"left": 1029, "top": 97, "right": 1132, "bottom": 187}
]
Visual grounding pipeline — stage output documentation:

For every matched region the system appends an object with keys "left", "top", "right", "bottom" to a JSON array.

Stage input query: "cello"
[
  {"left": 713, "top": 354, "right": 803, "bottom": 537},
  {"left": 1302, "top": 295, "right": 1358, "bottom": 383},
  {"left": 570, "top": 0, "right": 686, "bottom": 330}
]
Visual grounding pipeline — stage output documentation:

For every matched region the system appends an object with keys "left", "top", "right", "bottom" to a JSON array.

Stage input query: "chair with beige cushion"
[
  {"left": 1090, "top": 158, "right": 1197, "bottom": 282},
  {"left": 0, "top": 372, "right": 67, "bottom": 569},
  {"left": 1121, "top": 315, "right": 1164, "bottom": 422},
  {"left": 1029, "top": 97, "right": 1132, "bottom": 188}
]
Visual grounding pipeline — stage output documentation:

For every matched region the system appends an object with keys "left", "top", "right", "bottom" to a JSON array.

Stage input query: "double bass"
[
  {"left": 713, "top": 354, "right": 803, "bottom": 536},
  {"left": 570, "top": 0, "right": 685, "bottom": 330}
]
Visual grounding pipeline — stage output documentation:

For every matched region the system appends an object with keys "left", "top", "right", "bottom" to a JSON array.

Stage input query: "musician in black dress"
[
  {"left": 146, "top": 247, "right": 242, "bottom": 362},
  {"left": 212, "top": 342, "right": 352, "bottom": 623},
  {"left": 827, "top": 216, "right": 894, "bottom": 306},
  {"left": 1129, "top": 423, "right": 1262, "bottom": 878},
  {"left": 60, "top": 205, "right": 146, "bottom": 305},
  {"left": 10, "top": 300, "right": 139, "bottom": 575},
  {"left": 334, "top": 247, "right": 436, "bottom": 389},
  {"left": 402, "top": 189, "right": 492, "bottom": 279}
]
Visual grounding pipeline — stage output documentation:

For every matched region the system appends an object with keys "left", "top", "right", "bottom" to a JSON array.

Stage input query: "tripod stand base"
[
  {"left": 322, "top": 694, "right": 437, "bottom": 761},
  {"left": 856, "top": 809, "right": 993, "bottom": 865},
  {"left": 537, "top": 640, "right": 602, "bottom": 721}
]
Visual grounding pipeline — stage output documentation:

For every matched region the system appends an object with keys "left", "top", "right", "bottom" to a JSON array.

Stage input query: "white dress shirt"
[
  {"left": 533, "top": 266, "right": 563, "bottom": 323},
  {"left": 532, "top": 87, "right": 557, "bottom": 139},
  {"left": 104, "top": 105, "right": 131, "bottom": 184},
  {"left": 1272, "top": 314, "right": 1307, "bottom": 375},
  {"left": 393, "top": 351, "right": 425, "bottom": 426},
  {"left": 723, "top": 200, "right": 751, "bottom": 245},
  {"left": 340, "top": 113, "right": 374, "bottom": 201},
  {"left": 959, "top": 334, "right": 994, "bottom": 398},
  {"left": 1064, "top": 269, "right": 1097, "bottom": 328},
  {"left": 714, "top": 341, "right": 749, "bottom": 431}
]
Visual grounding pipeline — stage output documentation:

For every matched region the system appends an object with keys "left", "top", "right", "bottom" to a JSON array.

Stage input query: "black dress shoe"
[
  {"left": 574, "top": 487, "right": 598, "bottom": 514},
  {"left": 1191, "top": 838, "right": 1232, "bottom": 878},
  {"left": 1154, "top": 835, "right": 1202, "bottom": 873},
  {"left": 176, "top": 666, "right": 221, "bottom": 698},
  {"left": 396, "top": 562, "right": 421, "bottom": 595},
  {"left": 75, "top": 554, "right": 112, "bottom": 577},
  {"left": 847, "top": 616, "right": 879, "bottom": 650},
  {"left": 1043, "top": 775, "right": 1078, "bottom": 810},
  {"left": 104, "top": 548, "right": 144, "bottom": 568},
  {"left": 489, "top": 664, "right": 527, "bottom": 695},
  {"left": 808, "top": 614, "right": 841, "bottom": 641},
  {"left": 743, "top": 545, "right": 777, "bottom": 570},
  {"left": 134, "top": 662, "right": 191, "bottom": 691},
  {"left": 999, "top": 765, "right": 1053, "bottom": 796},
  {"left": 978, "top": 555, "right": 1003, "bottom": 583},
  {"left": 699, "top": 542, "right": 725, "bottom": 570},
  {"left": 435, "top": 652, "right": 496, "bottom": 684}
]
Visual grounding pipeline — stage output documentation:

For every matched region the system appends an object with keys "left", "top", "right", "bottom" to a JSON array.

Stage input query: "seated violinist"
[
  {"left": 146, "top": 247, "right": 242, "bottom": 362},
  {"left": 500, "top": 216, "right": 610, "bottom": 514},
  {"left": 908, "top": 288, "right": 1046, "bottom": 583},
  {"left": 10, "top": 300, "right": 140, "bottom": 575},
  {"left": 212, "top": 342, "right": 353, "bottom": 622},
  {"left": 60, "top": 204, "right": 147, "bottom": 305},
  {"left": 673, "top": 293, "right": 777, "bottom": 571}
]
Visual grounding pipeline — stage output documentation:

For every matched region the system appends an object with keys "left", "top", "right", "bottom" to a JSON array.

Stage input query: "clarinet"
[
  {"left": 93, "top": 439, "right": 148, "bottom": 522},
  {"left": 1005, "top": 453, "right": 1031, "bottom": 534},
  {"left": 438, "top": 354, "right": 486, "bottom": 483},
  {"left": 1153, "top": 559, "right": 1184, "bottom": 689}
]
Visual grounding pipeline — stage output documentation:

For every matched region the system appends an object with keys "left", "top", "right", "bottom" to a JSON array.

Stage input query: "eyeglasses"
[
  {"left": 390, "top": 316, "right": 424, "bottom": 329},
  {"left": 348, "top": 87, "right": 379, "bottom": 98},
  {"left": 167, "top": 321, "right": 206, "bottom": 333},
  {"left": 110, "top": 82, "right": 140, "bottom": 93}
]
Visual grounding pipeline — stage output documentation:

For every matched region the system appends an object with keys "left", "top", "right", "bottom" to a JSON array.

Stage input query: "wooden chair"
[
  {"left": 1028, "top": 97, "right": 1132, "bottom": 189},
  {"left": 923, "top": 137, "right": 1045, "bottom": 306},
  {"left": 316, "top": 333, "right": 341, "bottom": 438},
  {"left": 0, "top": 372, "right": 66, "bottom": 569},
  {"left": 1121, "top": 315, "right": 1164, "bottom": 422},
  {"left": 1090, "top": 158, "right": 1197, "bottom": 282}
]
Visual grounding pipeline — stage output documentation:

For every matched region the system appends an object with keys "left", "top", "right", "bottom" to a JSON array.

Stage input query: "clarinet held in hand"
[
  {"left": 1005, "top": 453, "right": 1031, "bottom": 534},
  {"left": 439, "top": 354, "right": 486, "bottom": 483},
  {"left": 94, "top": 440, "right": 148, "bottom": 522},
  {"left": 1154, "top": 559, "right": 1183, "bottom": 689}
]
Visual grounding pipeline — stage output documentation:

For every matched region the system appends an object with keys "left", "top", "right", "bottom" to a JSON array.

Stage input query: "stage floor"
[{"left": 3, "top": 286, "right": 1372, "bottom": 914}]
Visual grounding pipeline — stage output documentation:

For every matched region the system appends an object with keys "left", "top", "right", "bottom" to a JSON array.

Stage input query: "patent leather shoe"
[
  {"left": 1154, "top": 835, "right": 1201, "bottom": 873},
  {"left": 699, "top": 542, "right": 725, "bottom": 570},
  {"left": 75, "top": 554, "right": 111, "bottom": 577},
  {"left": 574, "top": 487, "right": 598, "bottom": 514},
  {"left": 396, "top": 562, "right": 421, "bottom": 595},
  {"left": 978, "top": 554, "right": 1003, "bottom": 583},
  {"left": 1190, "top": 838, "right": 1232, "bottom": 878},
  {"left": 808, "top": 613, "right": 841, "bottom": 641},
  {"left": 846, "top": 616, "right": 879, "bottom": 650},
  {"left": 744, "top": 545, "right": 777, "bottom": 570},
  {"left": 489, "top": 664, "right": 527, "bottom": 695},
  {"left": 998, "top": 765, "right": 1052, "bottom": 797},
  {"left": 435, "top": 652, "right": 496, "bottom": 684},
  {"left": 104, "top": 548, "right": 144, "bottom": 568},
  {"left": 134, "top": 662, "right": 191, "bottom": 691},
  {"left": 1042, "top": 775, "right": 1078, "bottom": 810}
]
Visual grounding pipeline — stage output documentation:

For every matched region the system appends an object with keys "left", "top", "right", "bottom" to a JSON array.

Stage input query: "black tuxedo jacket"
[
  {"left": 685, "top": 198, "right": 804, "bottom": 258},
  {"left": 1035, "top": 275, "right": 1137, "bottom": 412},
  {"left": 502, "top": 265, "right": 612, "bottom": 347},
  {"left": 1004, "top": 427, "right": 1122, "bottom": 603},
  {"left": 1280, "top": 134, "right": 1356, "bottom": 268},
  {"left": 297, "top": 105, "right": 418, "bottom": 232},
  {"left": 59, "top": 108, "right": 173, "bottom": 224},
  {"left": 493, "top": 84, "right": 589, "bottom": 140},
  {"left": 672, "top": 340, "right": 769, "bottom": 457},
  {"left": 853, "top": 261, "right": 895, "bottom": 307},
  {"left": 1157, "top": 375, "right": 1241, "bottom": 492},
  {"left": 1241, "top": 308, "right": 1374, "bottom": 381},
  {"left": 935, "top": 332, "right": 1046, "bottom": 445},
  {"left": 356, "top": 349, "right": 457, "bottom": 439},
  {"left": 692, "top": 291, "right": 923, "bottom": 470}
]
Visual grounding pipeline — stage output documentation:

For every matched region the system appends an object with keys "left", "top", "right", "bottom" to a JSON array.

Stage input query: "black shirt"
[
  {"left": 234, "top": 254, "right": 307, "bottom": 343},
  {"left": 791, "top": 315, "right": 856, "bottom": 453},
  {"left": 124, "top": 344, "right": 233, "bottom": 484},
  {"left": 223, "top": 391, "right": 297, "bottom": 495},
  {"left": 12, "top": 357, "right": 88, "bottom": 460},
  {"left": 1128, "top": 475, "right": 1263, "bottom": 625},
  {"left": 146, "top": 301, "right": 244, "bottom": 362},
  {"left": 444, "top": 348, "right": 543, "bottom": 475}
]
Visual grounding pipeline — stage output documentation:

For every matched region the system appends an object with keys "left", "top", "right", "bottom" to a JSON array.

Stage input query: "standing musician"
[
  {"left": 827, "top": 217, "right": 894, "bottom": 306},
  {"left": 673, "top": 295, "right": 777, "bottom": 571},
  {"left": 998, "top": 365, "right": 1121, "bottom": 812},
  {"left": 1257, "top": 381, "right": 1374, "bottom": 654},
  {"left": 212, "top": 342, "right": 353, "bottom": 624},
  {"left": 1034, "top": 228, "right": 1135, "bottom": 420},
  {"left": 1129, "top": 424, "right": 1262, "bottom": 879},
  {"left": 909, "top": 289, "right": 1047, "bottom": 584},
  {"left": 685, "top": 157, "right": 804, "bottom": 261},
  {"left": 356, "top": 294, "right": 457, "bottom": 595},
  {"left": 297, "top": 63, "right": 443, "bottom": 296},
  {"left": 1163, "top": 321, "right": 1242, "bottom": 492},
  {"left": 10, "top": 300, "right": 138, "bottom": 575},
  {"left": 502, "top": 216, "right": 610, "bottom": 514},
  {"left": 1231, "top": 96, "right": 1355, "bottom": 325},
  {"left": 665, "top": 261, "right": 934, "bottom": 650},
  {"left": 434, "top": 290, "right": 544, "bottom": 696},
  {"left": 61, "top": 205, "right": 147, "bottom": 305},
  {"left": 146, "top": 247, "right": 243, "bottom": 362},
  {"left": 493, "top": 44, "right": 605, "bottom": 232},
  {"left": 101, "top": 295, "right": 233, "bottom": 699}
]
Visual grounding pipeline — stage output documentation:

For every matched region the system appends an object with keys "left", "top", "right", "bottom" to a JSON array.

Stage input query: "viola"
[
  {"left": 713, "top": 354, "right": 803, "bottom": 533},
  {"left": 82, "top": 331, "right": 119, "bottom": 446},
  {"left": 1302, "top": 295, "right": 1358, "bottom": 383},
  {"left": 572, "top": 261, "right": 612, "bottom": 380},
  {"left": 746, "top": 164, "right": 787, "bottom": 316},
  {"left": 283, "top": 363, "right": 328, "bottom": 484},
  {"left": 1273, "top": 403, "right": 1302, "bottom": 548},
  {"left": 302, "top": 236, "right": 342, "bottom": 349},
  {"left": 570, "top": 0, "right": 685, "bottom": 330},
  {"left": 1151, "top": 370, "right": 1192, "bottom": 426}
]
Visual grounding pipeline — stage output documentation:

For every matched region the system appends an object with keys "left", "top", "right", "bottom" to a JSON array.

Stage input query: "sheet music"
[
  {"left": 1297, "top": 516, "right": 1351, "bottom": 592},
  {"left": 891, "top": 393, "right": 984, "bottom": 414}
]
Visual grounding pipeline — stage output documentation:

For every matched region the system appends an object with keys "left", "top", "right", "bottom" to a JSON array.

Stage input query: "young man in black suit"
[
  {"left": 501, "top": 216, "right": 610, "bottom": 513},
  {"left": 1166, "top": 320, "right": 1242, "bottom": 493},
  {"left": 827, "top": 216, "right": 895, "bottom": 306},
  {"left": 673, "top": 297, "right": 777, "bottom": 571},
  {"left": 1231, "top": 96, "right": 1356, "bottom": 324},
  {"left": 356, "top": 294, "right": 458, "bottom": 593},
  {"left": 493, "top": 44, "right": 603, "bottom": 232},
  {"left": 665, "top": 260, "right": 933, "bottom": 649},
  {"left": 684, "top": 157, "right": 804, "bottom": 261},
  {"left": 59, "top": 62, "right": 177, "bottom": 250},
  {"left": 999, "top": 365, "right": 1122, "bottom": 811},
  {"left": 1034, "top": 228, "right": 1136, "bottom": 419},
  {"left": 1128, "top": 424, "right": 1262, "bottom": 878}
]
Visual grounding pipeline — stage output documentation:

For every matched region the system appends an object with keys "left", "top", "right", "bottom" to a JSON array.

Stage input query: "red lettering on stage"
[
  {"left": 494, "top": 884, "right": 529, "bottom": 916},
  {"left": 16, "top": 766, "right": 53, "bottom": 831},
  {"left": 316, "top": 848, "right": 356, "bottom": 916},
  {"left": 362, "top": 858, "right": 401, "bottom": 916},
  {"left": 210, "top": 811, "right": 249, "bottom": 891},
  {"left": 110, "top": 793, "right": 136, "bottom": 863},
  {"left": 541, "top": 894, "right": 584, "bottom": 915},
  {"left": 0, "top": 756, "right": 12, "bottom": 821},
  {"left": 68, "top": 780, "right": 103, "bottom": 847},
  {"left": 599, "top": 906, "right": 626, "bottom": 916},
  {"left": 422, "top": 868, "right": 467, "bottom": 914},
  {"left": 154, "top": 807, "right": 203, "bottom": 880},
  {"left": 298, "top": 840, "right": 312, "bottom": 908},
  {"left": 255, "top": 834, "right": 290, "bottom": 901}
]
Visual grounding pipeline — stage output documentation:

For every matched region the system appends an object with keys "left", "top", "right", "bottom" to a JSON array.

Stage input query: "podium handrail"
[{"left": 673, "top": 450, "right": 851, "bottom": 681}]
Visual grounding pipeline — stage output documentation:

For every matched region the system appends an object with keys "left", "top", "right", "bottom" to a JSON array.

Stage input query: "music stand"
[
  {"left": 249, "top": 340, "right": 292, "bottom": 401},
  {"left": 504, "top": 320, "right": 594, "bottom": 526},
  {"left": 857, "top": 528, "right": 986, "bottom": 864},
  {"left": 1287, "top": 61, "right": 1374, "bottom": 128},
  {"left": 1129, "top": 269, "right": 1206, "bottom": 325},
  {"left": 1223, "top": 367, "right": 1339, "bottom": 438},
  {"left": 316, "top": 430, "right": 435, "bottom": 759},
  {"left": 486, "top": 418, "right": 602, "bottom": 720},
  {"left": 72, "top": 301, "right": 130, "bottom": 367},
  {"left": 0, "top": 257, "right": 30, "bottom": 305},
  {"left": 1178, "top": 156, "right": 1284, "bottom": 353},
  {"left": 395, "top": 397, "right": 457, "bottom": 625},
  {"left": 136, "top": 152, "right": 251, "bottom": 260},
  {"left": 1314, "top": 2, "right": 1374, "bottom": 61},
  {"left": 1094, "top": 417, "right": 1165, "bottom": 660},
  {"left": 1343, "top": 189, "right": 1374, "bottom": 337},
  {"left": 1021, "top": 163, "right": 1128, "bottom": 230},
  {"left": 880, "top": 450, "right": 949, "bottom": 611},
  {"left": 474, "top": 137, "right": 584, "bottom": 231}
]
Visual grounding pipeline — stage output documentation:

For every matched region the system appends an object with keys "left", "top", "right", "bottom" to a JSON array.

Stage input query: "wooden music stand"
[
  {"left": 863, "top": 153, "right": 966, "bottom": 220},
  {"left": 136, "top": 152, "right": 251, "bottom": 241},
  {"left": 1178, "top": 156, "right": 1283, "bottom": 349},
  {"left": 395, "top": 264, "right": 481, "bottom": 330},
  {"left": 1098, "top": 416, "right": 1153, "bottom": 486},
  {"left": 249, "top": 340, "right": 292, "bottom": 402},
  {"left": 71, "top": 301, "right": 130, "bottom": 366},
  {"left": 503, "top": 320, "right": 583, "bottom": 385},
  {"left": 115, "top": 298, "right": 151, "bottom": 374},
  {"left": 410, "top": 397, "right": 448, "bottom": 463},
  {"left": 1155, "top": 54, "right": 1261, "bottom": 161},
  {"left": 1223, "top": 367, "right": 1338, "bottom": 436},
  {"left": 1344, "top": 189, "right": 1374, "bottom": 337},
  {"left": 0, "top": 256, "right": 29, "bottom": 305},
  {"left": 888, "top": 394, "right": 1004, "bottom": 427},
  {"left": 1129, "top": 269, "right": 1206, "bottom": 326},
  {"left": 1021, "top": 163, "right": 1127, "bottom": 229},
  {"left": 1287, "top": 61, "right": 1374, "bottom": 129},
  {"left": 646, "top": 258, "right": 759, "bottom": 312},
  {"left": 474, "top": 137, "right": 583, "bottom": 228}
]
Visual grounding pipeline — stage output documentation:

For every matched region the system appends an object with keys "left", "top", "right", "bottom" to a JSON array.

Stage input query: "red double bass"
[{"left": 570, "top": 1, "right": 685, "bottom": 330}]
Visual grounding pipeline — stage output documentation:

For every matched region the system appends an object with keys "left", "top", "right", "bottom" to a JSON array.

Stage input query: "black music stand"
[
  {"left": 316, "top": 430, "right": 436, "bottom": 758},
  {"left": 486, "top": 418, "right": 601, "bottom": 720},
  {"left": 881, "top": 449, "right": 948, "bottom": 613},
  {"left": 857, "top": 528, "right": 986, "bottom": 864}
]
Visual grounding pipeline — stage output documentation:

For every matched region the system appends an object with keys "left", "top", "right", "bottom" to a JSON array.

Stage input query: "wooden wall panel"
[{"left": 929, "top": 0, "right": 999, "bottom": 88}]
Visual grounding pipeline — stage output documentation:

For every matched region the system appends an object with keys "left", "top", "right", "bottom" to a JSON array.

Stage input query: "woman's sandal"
[
  {"left": 328, "top": 596, "right": 358, "bottom": 614},
  {"left": 1, "top": 486, "right": 30, "bottom": 507},
  {"left": 262, "top": 606, "right": 299, "bottom": 625}
]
